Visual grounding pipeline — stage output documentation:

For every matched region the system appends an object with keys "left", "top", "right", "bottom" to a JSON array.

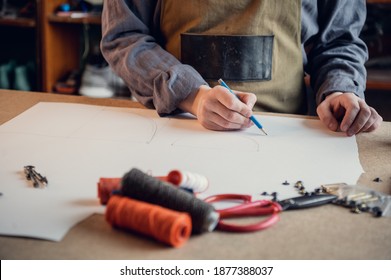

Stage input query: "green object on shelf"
[
  {"left": 0, "top": 60, "right": 16, "bottom": 89},
  {"left": 14, "top": 64, "right": 31, "bottom": 91},
  {"left": 0, "top": 60, "right": 35, "bottom": 91}
]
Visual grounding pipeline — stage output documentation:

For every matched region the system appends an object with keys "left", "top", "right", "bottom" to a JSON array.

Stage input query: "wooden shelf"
[
  {"left": 367, "top": 0, "right": 391, "bottom": 4},
  {"left": 0, "top": 17, "right": 36, "bottom": 28},
  {"left": 0, "top": 1, "right": 41, "bottom": 91},
  {"left": 48, "top": 14, "right": 101, "bottom": 25},
  {"left": 366, "top": 69, "right": 391, "bottom": 90}
]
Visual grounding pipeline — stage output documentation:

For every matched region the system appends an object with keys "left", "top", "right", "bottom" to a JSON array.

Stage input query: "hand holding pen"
[
  {"left": 179, "top": 81, "right": 263, "bottom": 132},
  {"left": 218, "top": 79, "right": 267, "bottom": 135}
]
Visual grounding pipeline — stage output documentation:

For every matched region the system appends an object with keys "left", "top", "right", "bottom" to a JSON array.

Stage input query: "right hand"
[
  {"left": 317, "top": 92, "right": 382, "bottom": 136},
  {"left": 180, "top": 85, "right": 257, "bottom": 131}
]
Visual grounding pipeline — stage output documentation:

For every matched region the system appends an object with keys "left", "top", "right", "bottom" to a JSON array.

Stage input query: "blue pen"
[{"left": 218, "top": 79, "right": 268, "bottom": 135}]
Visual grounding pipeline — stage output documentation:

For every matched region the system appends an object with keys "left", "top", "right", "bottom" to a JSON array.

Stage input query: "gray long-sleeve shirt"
[{"left": 101, "top": 0, "right": 368, "bottom": 115}]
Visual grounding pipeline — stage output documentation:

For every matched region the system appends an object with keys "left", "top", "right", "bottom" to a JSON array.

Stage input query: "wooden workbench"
[{"left": 0, "top": 89, "right": 390, "bottom": 260}]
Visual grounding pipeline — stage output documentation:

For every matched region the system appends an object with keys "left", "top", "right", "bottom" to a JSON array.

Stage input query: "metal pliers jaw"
[{"left": 278, "top": 194, "right": 338, "bottom": 211}]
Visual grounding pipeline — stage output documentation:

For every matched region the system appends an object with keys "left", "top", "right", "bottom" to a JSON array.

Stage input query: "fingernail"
[
  {"left": 347, "top": 130, "right": 355, "bottom": 137},
  {"left": 329, "top": 123, "right": 336, "bottom": 131}
]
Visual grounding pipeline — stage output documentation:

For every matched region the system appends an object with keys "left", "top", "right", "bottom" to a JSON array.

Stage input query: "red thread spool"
[
  {"left": 98, "top": 170, "right": 208, "bottom": 204},
  {"left": 97, "top": 178, "right": 121, "bottom": 205},
  {"left": 106, "top": 196, "right": 192, "bottom": 248}
]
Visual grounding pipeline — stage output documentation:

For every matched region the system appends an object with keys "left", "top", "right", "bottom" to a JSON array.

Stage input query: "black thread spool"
[{"left": 121, "top": 168, "right": 219, "bottom": 234}]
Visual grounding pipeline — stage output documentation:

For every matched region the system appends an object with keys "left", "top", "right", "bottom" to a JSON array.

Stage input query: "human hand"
[
  {"left": 180, "top": 85, "right": 257, "bottom": 131},
  {"left": 316, "top": 92, "right": 382, "bottom": 136}
]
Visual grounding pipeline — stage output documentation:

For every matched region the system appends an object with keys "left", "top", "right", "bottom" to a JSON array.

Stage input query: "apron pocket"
[{"left": 181, "top": 33, "right": 273, "bottom": 81}]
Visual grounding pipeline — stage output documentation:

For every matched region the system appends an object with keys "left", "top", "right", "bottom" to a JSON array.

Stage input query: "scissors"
[{"left": 204, "top": 193, "right": 337, "bottom": 232}]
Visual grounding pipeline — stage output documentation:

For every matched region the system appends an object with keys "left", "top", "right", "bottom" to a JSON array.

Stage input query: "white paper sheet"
[{"left": 0, "top": 102, "right": 364, "bottom": 241}]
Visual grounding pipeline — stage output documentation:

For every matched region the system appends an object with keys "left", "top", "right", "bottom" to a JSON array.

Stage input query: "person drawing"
[{"left": 100, "top": 0, "right": 382, "bottom": 136}]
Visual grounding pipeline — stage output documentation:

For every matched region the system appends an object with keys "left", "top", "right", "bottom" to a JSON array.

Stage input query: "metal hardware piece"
[
  {"left": 23, "top": 166, "right": 48, "bottom": 188},
  {"left": 278, "top": 194, "right": 337, "bottom": 211}
]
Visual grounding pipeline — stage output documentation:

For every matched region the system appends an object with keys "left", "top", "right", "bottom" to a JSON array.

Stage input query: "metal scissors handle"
[{"left": 204, "top": 194, "right": 282, "bottom": 232}]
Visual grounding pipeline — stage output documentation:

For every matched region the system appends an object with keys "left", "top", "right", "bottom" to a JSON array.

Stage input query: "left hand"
[{"left": 316, "top": 92, "right": 382, "bottom": 136}]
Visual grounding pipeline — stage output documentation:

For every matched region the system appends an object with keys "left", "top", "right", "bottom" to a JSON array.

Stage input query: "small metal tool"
[
  {"left": 278, "top": 194, "right": 338, "bottom": 211},
  {"left": 24, "top": 166, "right": 48, "bottom": 188}
]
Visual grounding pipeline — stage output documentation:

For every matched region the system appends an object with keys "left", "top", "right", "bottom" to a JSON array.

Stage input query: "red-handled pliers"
[
  {"left": 204, "top": 193, "right": 337, "bottom": 232},
  {"left": 204, "top": 194, "right": 282, "bottom": 232}
]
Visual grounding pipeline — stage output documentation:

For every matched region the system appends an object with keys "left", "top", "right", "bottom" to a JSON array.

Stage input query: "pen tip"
[{"left": 260, "top": 128, "right": 268, "bottom": 136}]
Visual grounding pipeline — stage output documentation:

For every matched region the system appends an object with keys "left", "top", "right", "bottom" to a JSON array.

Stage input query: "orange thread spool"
[
  {"left": 106, "top": 195, "right": 192, "bottom": 248},
  {"left": 97, "top": 178, "right": 121, "bottom": 205}
]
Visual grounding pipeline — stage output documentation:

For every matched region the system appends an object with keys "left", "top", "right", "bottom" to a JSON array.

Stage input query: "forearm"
[
  {"left": 304, "top": 0, "right": 368, "bottom": 105},
  {"left": 100, "top": 0, "right": 207, "bottom": 115}
]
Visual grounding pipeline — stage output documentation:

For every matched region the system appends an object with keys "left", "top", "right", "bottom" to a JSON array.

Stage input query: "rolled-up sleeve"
[
  {"left": 302, "top": 0, "right": 368, "bottom": 105},
  {"left": 100, "top": 0, "right": 207, "bottom": 115}
]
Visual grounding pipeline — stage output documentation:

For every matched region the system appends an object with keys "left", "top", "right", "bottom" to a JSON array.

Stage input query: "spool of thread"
[
  {"left": 106, "top": 195, "right": 192, "bottom": 248},
  {"left": 121, "top": 168, "right": 219, "bottom": 233},
  {"left": 97, "top": 177, "right": 121, "bottom": 205},
  {"left": 165, "top": 170, "right": 209, "bottom": 193},
  {"left": 98, "top": 170, "right": 207, "bottom": 204}
]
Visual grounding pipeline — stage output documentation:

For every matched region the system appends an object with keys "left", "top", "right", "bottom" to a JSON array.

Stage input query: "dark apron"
[{"left": 160, "top": 0, "right": 305, "bottom": 114}]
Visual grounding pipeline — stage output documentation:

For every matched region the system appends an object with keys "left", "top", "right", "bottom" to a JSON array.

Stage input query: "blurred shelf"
[
  {"left": 48, "top": 14, "right": 101, "bottom": 25},
  {"left": 367, "top": 0, "right": 391, "bottom": 3},
  {"left": 0, "top": 17, "right": 36, "bottom": 28},
  {"left": 366, "top": 69, "right": 391, "bottom": 90}
]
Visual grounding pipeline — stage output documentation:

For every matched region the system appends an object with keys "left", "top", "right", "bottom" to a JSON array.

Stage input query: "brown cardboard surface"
[{"left": 0, "top": 89, "right": 390, "bottom": 260}]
